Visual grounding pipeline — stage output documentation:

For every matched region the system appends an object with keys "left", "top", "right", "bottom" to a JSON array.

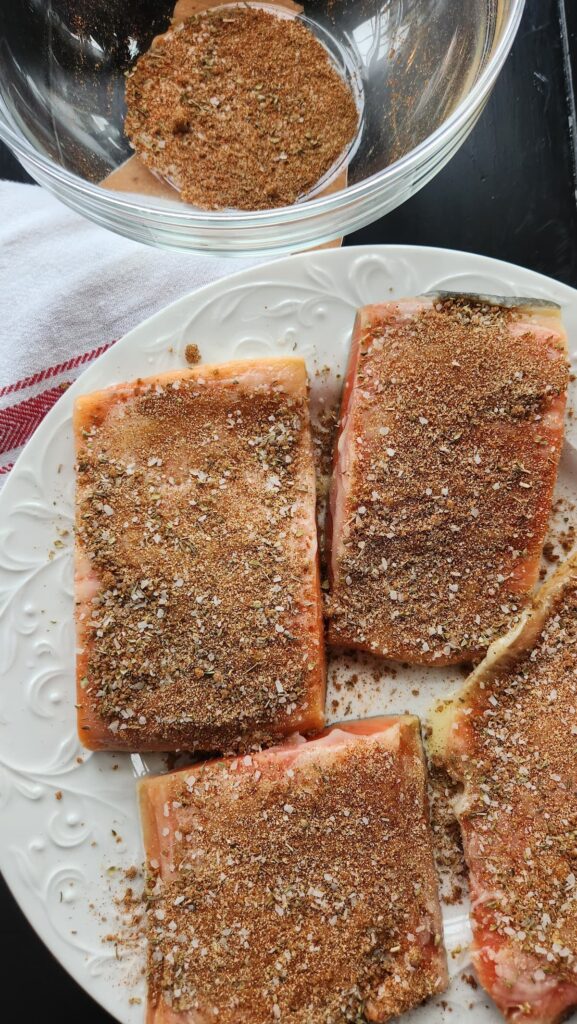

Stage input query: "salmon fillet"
[
  {"left": 430, "top": 552, "right": 577, "bottom": 1023},
  {"left": 74, "top": 358, "right": 325, "bottom": 752},
  {"left": 139, "top": 717, "right": 448, "bottom": 1023},
  {"left": 327, "top": 294, "right": 568, "bottom": 665}
]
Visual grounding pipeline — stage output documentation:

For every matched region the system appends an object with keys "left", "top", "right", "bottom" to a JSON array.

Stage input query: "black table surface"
[{"left": 1, "top": 0, "right": 577, "bottom": 1020}]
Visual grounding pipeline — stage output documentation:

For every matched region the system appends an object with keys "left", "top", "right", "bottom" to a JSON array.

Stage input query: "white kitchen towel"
[{"left": 0, "top": 181, "right": 262, "bottom": 482}]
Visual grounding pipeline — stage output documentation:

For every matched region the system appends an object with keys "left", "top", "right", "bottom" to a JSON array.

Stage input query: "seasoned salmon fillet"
[
  {"left": 431, "top": 552, "right": 577, "bottom": 1023},
  {"left": 74, "top": 358, "right": 325, "bottom": 752},
  {"left": 327, "top": 294, "right": 569, "bottom": 664},
  {"left": 139, "top": 717, "right": 448, "bottom": 1024}
]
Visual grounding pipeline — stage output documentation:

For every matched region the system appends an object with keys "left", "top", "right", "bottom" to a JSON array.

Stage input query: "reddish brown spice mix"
[
  {"left": 327, "top": 296, "right": 569, "bottom": 665},
  {"left": 124, "top": 7, "right": 359, "bottom": 210},
  {"left": 435, "top": 555, "right": 577, "bottom": 1019},
  {"left": 140, "top": 719, "right": 448, "bottom": 1022},
  {"left": 74, "top": 359, "right": 325, "bottom": 753}
]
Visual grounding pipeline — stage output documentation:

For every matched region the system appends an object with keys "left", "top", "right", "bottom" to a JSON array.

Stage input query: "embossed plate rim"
[{"left": 1, "top": 245, "right": 577, "bottom": 1024}]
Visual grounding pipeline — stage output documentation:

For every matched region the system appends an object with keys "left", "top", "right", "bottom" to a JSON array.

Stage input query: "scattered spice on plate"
[
  {"left": 426, "top": 763, "right": 466, "bottom": 905},
  {"left": 99, "top": 865, "right": 147, "bottom": 977},
  {"left": 184, "top": 342, "right": 201, "bottom": 365},
  {"left": 125, "top": 7, "right": 359, "bottom": 210}
]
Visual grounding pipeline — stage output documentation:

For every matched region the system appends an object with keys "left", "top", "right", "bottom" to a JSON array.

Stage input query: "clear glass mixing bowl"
[{"left": 0, "top": 0, "right": 525, "bottom": 256}]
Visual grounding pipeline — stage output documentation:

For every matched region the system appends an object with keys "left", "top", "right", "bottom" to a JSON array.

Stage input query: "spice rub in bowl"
[
  {"left": 327, "top": 294, "right": 569, "bottom": 665},
  {"left": 124, "top": 5, "right": 360, "bottom": 210},
  {"left": 74, "top": 357, "right": 325, "bottom": 752}
]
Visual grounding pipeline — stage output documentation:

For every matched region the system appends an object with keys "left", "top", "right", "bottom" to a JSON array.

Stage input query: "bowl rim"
[{"left": 0, "top": 0, "right": 526, "bottom": 227}]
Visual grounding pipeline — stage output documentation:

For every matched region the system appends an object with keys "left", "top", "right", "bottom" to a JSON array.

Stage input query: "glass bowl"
[{"left": 0, "top": 0, "right": 525, "bottom": 256}]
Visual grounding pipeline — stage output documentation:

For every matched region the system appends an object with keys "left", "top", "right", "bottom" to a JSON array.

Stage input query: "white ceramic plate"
[{"left": 1, "top": 246, "right": 577, "bottom": 1024}]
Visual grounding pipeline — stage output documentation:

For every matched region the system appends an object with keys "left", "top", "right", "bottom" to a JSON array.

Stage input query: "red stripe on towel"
[
  {"left": 0, "top": 342, "right": 114, "bottom": 398},
  {"left": 0, "top": 384, "right": 70, "bottom": 455}
]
